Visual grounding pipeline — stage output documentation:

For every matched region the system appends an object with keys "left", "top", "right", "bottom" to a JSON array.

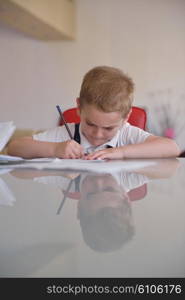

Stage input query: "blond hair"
[{"left": 79, "top": 66, "right": 134, "bottom": 118}]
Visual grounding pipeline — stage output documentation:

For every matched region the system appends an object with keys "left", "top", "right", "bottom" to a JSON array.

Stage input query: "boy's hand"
[
  {"left": 85, "top": 147, "right": 124, "bottom": 160},
  {"left": 54, "top": 140, "right": 84, "bottom": 159}
]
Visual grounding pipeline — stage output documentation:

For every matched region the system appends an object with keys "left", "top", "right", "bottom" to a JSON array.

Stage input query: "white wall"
[{"left": 0, "top": 0, "right": 185, "bottom": 130}]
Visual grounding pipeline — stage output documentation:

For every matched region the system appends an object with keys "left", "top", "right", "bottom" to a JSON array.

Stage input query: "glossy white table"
[{"left": 0, "top": 158, "right": 185, "bottom": 278}]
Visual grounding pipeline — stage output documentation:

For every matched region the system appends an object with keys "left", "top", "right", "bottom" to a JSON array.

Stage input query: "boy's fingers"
[
  {"left": 86, "top": 150, "right": 107, "bottom": 160},
  {"left": 70, "top": 153, "right": 76, "bottom": 159},
  {"left": 72, "top": 145, "right": 84, "bottom": 159},
  {"left": 86, "top": 148, "right": 119, "bottom": 160}
]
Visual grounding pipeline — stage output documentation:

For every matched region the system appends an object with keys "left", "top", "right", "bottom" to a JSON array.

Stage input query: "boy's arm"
[
  {"left": 7, "top": 136, "right": 84, "bottom": 159},
  {"left": 85, "top": 136, "right": 181, "bottom": 160},
  {"left": 7, "top": 136, "right": 57, "bottom": 158},
  {"left": 122, "top": 136, "right": 180, "bottom": 158}
]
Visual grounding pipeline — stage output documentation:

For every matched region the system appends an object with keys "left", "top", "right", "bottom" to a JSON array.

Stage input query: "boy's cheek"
[
  {"left": 105, "top": 129, "right": 118, "bottom": 139},
  {"left": 82, "top": 125, "right": 92, "bottom": 136}
]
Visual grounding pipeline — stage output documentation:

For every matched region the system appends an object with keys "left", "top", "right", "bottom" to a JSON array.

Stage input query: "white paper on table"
[
  {"left": 0, "top": 154, "right": 23, "bottom": 161},
  {"left": 0, "top": 121, "right": 16, "bottom": 151},
  {"left": 0, "top": 158, "right": 157, "bottom": 173}
]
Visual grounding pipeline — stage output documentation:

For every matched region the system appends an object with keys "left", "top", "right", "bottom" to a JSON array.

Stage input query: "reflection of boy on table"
[
  {"left": 77, "top": 173, "right": 135, "bottom": 252},
  {"left": 10, "top": 158, "right": 180, "bottom": 252}
]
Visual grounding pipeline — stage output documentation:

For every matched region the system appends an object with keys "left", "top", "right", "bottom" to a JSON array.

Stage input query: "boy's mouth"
[
  {"left": 88, "top": 136, "right": 107, "bottom": 146},
  {"left": 82, "top": 131, "right": 109, "bottom": 146}
]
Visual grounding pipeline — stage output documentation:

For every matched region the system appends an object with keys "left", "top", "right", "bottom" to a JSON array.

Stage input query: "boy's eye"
[
  {"left": 87, "top": 122, "right": 93, "bottom": 126},
  {"left": 86, "top": 122, "right": 95, "bottom": 127},
  {"left": 105, "top": 127, "right": 114, "bottom": 131}
]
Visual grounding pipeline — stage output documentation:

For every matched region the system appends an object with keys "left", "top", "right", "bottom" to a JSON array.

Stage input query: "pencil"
[{"left": 56, "top": 105, "right": 73, "bottom": 140}]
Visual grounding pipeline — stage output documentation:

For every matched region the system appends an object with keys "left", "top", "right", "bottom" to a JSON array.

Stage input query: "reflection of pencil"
[
  {"left": 56, "top": 105, "right": 73, "bottom": 140},
  {"left": 56, "top": 179, "right": 73, "bottom": 215}
]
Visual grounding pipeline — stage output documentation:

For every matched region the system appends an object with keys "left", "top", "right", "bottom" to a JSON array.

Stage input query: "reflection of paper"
[
  {"left": 0, "top": 178, "right": 16, "bottom": 206},
  {"left": 0, "top": 121, "right": 16, "bottom": 151},
  {"left": 0, "top": 158, "right": 156, "bottom": 173},
  {"left": 0, "top": 168, "right": 13, "bottom": 175}
]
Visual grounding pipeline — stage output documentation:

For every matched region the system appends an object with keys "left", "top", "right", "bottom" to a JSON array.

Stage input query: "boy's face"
[
  {"left": 79, "top": 104, "right": 125, "bottom": 146},
  {"left": 80, "top": 174, "right": 129, "bottom": 213}
]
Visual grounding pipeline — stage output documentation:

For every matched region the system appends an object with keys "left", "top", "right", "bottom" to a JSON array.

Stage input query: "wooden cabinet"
[{"left": 0, "top": 0, "right": 75, "bottom": 40}]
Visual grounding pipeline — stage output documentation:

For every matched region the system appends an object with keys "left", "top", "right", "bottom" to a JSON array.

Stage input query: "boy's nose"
[{"left": 93, "top": 128, "right": 104, "bottom": 139}]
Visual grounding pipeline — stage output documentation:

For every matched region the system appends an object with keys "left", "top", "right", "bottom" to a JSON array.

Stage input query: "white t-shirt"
[
  {"left": 34, "top": 171, "right": 149, "bottom": 194},
  {"left": 33, "top": 122, "right": 152, "bottom": 154}
]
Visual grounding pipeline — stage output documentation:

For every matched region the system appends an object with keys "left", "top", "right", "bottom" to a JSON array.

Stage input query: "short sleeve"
[
  {"left": 118, "top": 123, "right": 152, "bottom": 146},
  {"left": 33, "top": 124, "right": 75, "bottom": 143}
]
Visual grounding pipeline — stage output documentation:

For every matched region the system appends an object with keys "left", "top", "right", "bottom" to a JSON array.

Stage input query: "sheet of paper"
[
  {"left": 0, "top": 154, "right": 23, "bottom": 161},
  {"left": 0, "top": 156, "right": 55, "bottom": 163},
  {"left": 0, "top": 121, "right": 16, "bottom": 151},
  {"left": 0, "top": 158, "right": 156, "bottom": 173}
]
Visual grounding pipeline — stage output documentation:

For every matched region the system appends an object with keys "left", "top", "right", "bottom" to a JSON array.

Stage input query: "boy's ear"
[
  {"left": 76, "top": 98, "right": 81, "bottom": 116},
  {"left": 76, "top": 97, "right": 80, "bottom": 107},
  {"left": 123, "top": 108, "right": 132, "bottom": 123}
]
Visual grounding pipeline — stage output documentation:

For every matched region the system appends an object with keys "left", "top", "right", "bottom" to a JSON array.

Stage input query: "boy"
[{"left": 7, "top": 66, "right": 180, "bottom": 159}]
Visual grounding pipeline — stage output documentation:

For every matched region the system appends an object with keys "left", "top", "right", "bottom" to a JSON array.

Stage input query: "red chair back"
[
  {"left": 62, "top": 107, "right": 80, "bottom": 124},
  {"left": 63, "top": 184, "right": 147, "bottom": 201},
  {"left": 59, "top": 106, "right": 146, "bottom": 130},
  {"left": 127, "top": 184, "right": 147, "bottom": 201},
  {"left": 128, "top": 106, "right": 146, "bottom": 129}
]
